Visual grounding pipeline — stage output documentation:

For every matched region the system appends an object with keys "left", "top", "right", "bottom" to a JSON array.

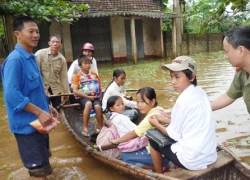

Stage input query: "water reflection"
[{"left": 0, "top": 51, "right": 250, "bottom": 179}]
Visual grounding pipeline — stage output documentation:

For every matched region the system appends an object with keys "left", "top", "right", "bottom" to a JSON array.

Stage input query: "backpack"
[
  {"left": 96, "top": 115, "right": 121, "bottom": 159},
  {"left": 96, "top": 113, "right": 149, "bottom": 157}
]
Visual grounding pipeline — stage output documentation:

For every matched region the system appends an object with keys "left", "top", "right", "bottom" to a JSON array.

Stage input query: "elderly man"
[{"left": 35, "top": 34, "right": 69, "bottom": 111}]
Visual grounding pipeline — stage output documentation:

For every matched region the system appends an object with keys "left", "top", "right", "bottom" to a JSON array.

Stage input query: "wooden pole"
[
  {"left": 130, "top": 17, "right": 137, "bottom": 64},
  {"left": 172, "top": 18, "right": 177, "bottom": 58},
  {"left": 159, "top": 19, "right": 164, "bottom": 58},
  {"left": 172, "top": 0, "right": 182, "bottom": 57}
]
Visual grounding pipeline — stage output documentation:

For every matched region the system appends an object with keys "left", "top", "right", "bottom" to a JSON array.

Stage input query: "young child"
[
  {"left": 68, "top": 43, "right": 98, "bottom": 86},
  {"left": 149, "top": 56, "right": 217, "bottom": 173},
  {"left": 72, "top": 55, "right": 103, "bottom": 138},
  {"left": 104, "top": 95, "right": 137, "bottom": 137},
  {"left": 111, "top": 87, "right": 170, "bottom": 170},
  {"left": 102, "top": 69, "right": 138, "bottom": 122}
]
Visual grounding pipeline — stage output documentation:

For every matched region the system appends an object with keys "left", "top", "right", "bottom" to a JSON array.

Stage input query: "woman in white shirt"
[
  {"left": 102, "top": 69, "right": 138, "bottom": 122},
  {"left": 149, "top": 56, "right": 217, "bottom": 173}
]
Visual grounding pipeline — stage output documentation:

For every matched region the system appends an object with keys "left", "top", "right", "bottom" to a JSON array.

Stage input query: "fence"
[{"left": 164, "top": 32, "right": 223, "bottom": 58}]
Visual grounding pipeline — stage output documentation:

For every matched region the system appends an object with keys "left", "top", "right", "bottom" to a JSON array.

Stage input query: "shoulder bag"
[{"left": 145, "top": 127, "right": 176, "bottom": 147}]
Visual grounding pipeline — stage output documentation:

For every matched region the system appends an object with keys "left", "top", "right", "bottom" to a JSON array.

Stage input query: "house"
[{"left": 3, "top": 0, "right": 177, "bottom": 64}]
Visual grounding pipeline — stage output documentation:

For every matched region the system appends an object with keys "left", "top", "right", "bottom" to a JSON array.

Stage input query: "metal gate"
[
  {"left": 124, "top": 19, "right": 144, "bottom": 60},
  {"left": 70, "top": 17, "right": 112, "bottom": 62}
]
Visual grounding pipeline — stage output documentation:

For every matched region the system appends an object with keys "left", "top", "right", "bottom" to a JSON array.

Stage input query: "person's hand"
[
  {"left": 37, "top": 110, "right": 53, "bottom": 128},
  {"left": 88, "top": 96, "right": 96, "bottom": 101},
  {"left": 111, "top": 139, "right": 120, "bottom": 145},
  {"left": 149, "top": 115, "right": 161, "bottom": 127},
  {"left": 46, "top": 90, "right": 51, "bottom": 97},
  {"left": 150, "top": 114, "right": 170, "bottom": 124},
  {"left": 50, "top": 105, "right": 59, "bottom": 118},
  {"left": 63, "top": 96, "right": 69, "bottom": 101}
]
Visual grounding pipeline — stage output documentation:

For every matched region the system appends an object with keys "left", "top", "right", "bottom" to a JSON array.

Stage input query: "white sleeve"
[
  {"left": 113, "top": 115, "right": 137, "bottom": 137},
  {"left": 91, "top": 58, "right": 98, "bottom": 75},
  {"left": 121, "top": 96, "right": 137, "bottom": 109},
  {"left": 67, "top": 60, "right": 77, "bottom": 84},
  {"left": 166, "top": 103, "right": 188, "bottom": 141},
  {"left": 107, "top": 87, "right": 137, "bottom": 109}
]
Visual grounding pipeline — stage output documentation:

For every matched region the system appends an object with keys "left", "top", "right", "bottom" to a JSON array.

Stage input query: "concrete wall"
[
  {"left": 110, "top": 16, "right": 127, "bottom": 61},
  {"left": 110, "top": 17, "right": 164, "bottom": 60},
  {"left": 142, "top": 18, "right": 154, "bottom": 57},
  {"left": 61, "top": 22, "right": 73, "bottom": 62},
  {"left": 49, "top": 20, "right": 73, "bottom": 62},
  {"left": 165, "top": 32, "right": 223, "bottom": 58},
  {"left": 142, "top": 18, "right": 163, "bottom": 58}
]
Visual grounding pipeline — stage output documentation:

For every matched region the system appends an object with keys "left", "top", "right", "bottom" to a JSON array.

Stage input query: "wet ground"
[{"left": 0, "top": 51, "right": 250, "bottom": 180}]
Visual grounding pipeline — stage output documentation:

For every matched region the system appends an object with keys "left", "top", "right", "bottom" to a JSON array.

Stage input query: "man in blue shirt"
[{"left": 1, "top": 16, "right": 58, "bottom": 179}]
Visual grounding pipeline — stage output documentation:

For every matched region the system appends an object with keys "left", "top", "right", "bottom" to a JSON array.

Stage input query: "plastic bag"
[{"left": 30, "top": 117, "right": 59, "bottom": 134}]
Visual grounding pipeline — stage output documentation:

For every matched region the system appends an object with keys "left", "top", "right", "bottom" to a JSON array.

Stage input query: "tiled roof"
[{"left": 72, "top": 0, "right": 176, "bottom": 18}]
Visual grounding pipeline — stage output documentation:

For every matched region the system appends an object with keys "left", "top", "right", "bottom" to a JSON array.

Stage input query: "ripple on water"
[{"left": 52, "top": 166, "right": 86, "bottom": 180}]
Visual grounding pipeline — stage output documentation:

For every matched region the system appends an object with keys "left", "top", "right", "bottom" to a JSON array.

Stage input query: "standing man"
[
  {"left": 1, "top": 16, "right": 58, "bottom": 179},
  {"left": 211, "top": 26, "right": 250, "bottom": 113},
  {"left": 35, "top": 34, "right": 69, "bottom": 111}
]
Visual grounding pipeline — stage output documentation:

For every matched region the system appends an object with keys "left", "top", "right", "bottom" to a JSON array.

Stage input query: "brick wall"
[{"left": 164, "top": 32, "right": 223, "bottom": 58}]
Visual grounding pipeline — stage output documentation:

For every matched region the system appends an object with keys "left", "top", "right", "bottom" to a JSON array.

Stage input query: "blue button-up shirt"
[{"left": 1, "top": 44, "right": 49, "bottom": 134}]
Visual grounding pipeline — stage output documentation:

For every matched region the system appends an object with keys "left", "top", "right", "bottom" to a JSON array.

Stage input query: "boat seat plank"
[{"left": 166, "top": 151, "right": 234, "bottom": 180}]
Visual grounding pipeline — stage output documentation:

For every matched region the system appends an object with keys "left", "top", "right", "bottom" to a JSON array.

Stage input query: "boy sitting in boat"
[{"left": 72, "top": 55, "right": 103, "bottom": 138}]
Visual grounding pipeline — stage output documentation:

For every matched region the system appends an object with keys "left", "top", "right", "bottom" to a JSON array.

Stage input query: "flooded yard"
[{"left": 0, "top": 51, "right": 249, "bottom": 179}]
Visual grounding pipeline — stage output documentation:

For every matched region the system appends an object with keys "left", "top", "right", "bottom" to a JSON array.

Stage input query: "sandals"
[
  {"left": 81, "top": 129, "right": 99, "bottom": 138},
  {"left": 81, "top": 130, "right": 90, "bottom": 138}
]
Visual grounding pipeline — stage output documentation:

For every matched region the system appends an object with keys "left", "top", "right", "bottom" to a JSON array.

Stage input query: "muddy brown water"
[{"left": 0, "top": 51, "right": 250, "bottom": 180}]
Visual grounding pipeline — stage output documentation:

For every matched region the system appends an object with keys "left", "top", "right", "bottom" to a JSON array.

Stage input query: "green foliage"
[
  {"left": 0, "top": 0, "right": 89, "bottom": 23},
  {"left": 183, "top": 0, "right": 250, "bottom": 34},
  {"left": 0, "top": 18, "right": 4, "bottom": 38},
  {"left": 162, "top": 19, "right": 172, "bottom": 31}
]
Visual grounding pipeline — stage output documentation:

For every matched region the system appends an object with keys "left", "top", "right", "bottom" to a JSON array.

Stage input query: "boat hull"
[{"left": 60, "top": 107, "right": 250, "bottom": 180}]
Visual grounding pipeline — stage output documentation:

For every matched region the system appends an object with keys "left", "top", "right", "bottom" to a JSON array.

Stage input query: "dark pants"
[
  {"left": 48, "top": 87, "right": 61, "bottom": 111},
  {"left": 14, "top": 131, "right": 52, "bottom": 177},
  {"left": 149, "top": 139, "right": 187, "bottom": 169}
]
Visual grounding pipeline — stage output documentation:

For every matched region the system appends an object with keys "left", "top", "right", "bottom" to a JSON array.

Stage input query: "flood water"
[{"left": 0, "top": 51, "right": 250, "bottom": 180}]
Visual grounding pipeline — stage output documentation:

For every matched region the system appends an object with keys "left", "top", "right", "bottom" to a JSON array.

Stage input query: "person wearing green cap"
[{"left": 148, "top": 56, "right": 217, "bottom": 173}]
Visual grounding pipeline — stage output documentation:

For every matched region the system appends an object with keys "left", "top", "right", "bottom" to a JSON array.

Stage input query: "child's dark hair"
[
  {"left": 136, "top": 87, "right": 158, "bottom": 107},
  {"left": 49, "top": 34, "right": 63, "bottom": 43},
  {"left": 104, "top": 95, "right": 122, "bottom": 113},
  {"left": 104, "top": 69, "right": 126, "bottom": 94},
  {"left": 182, "top": 69, "right": 197, "bottom": 86},
  {"left": 78, "top": 55, "right": 91, "bottom": 66},
  {"left": 12, "top": 16, "right": 38, "bottom": 32}
]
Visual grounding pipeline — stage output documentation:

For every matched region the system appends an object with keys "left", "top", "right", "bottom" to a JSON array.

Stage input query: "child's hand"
[
  {"left": 111, "top": 139, "right": 120, "bottom": 145},
  {"left": 88, "top": 96, "right": 96, "bottom": 101}
]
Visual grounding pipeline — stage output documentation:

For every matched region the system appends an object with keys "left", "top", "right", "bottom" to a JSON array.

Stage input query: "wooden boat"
[{"left": 60, "top": 104, "right": 250, "bottom": 180}]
